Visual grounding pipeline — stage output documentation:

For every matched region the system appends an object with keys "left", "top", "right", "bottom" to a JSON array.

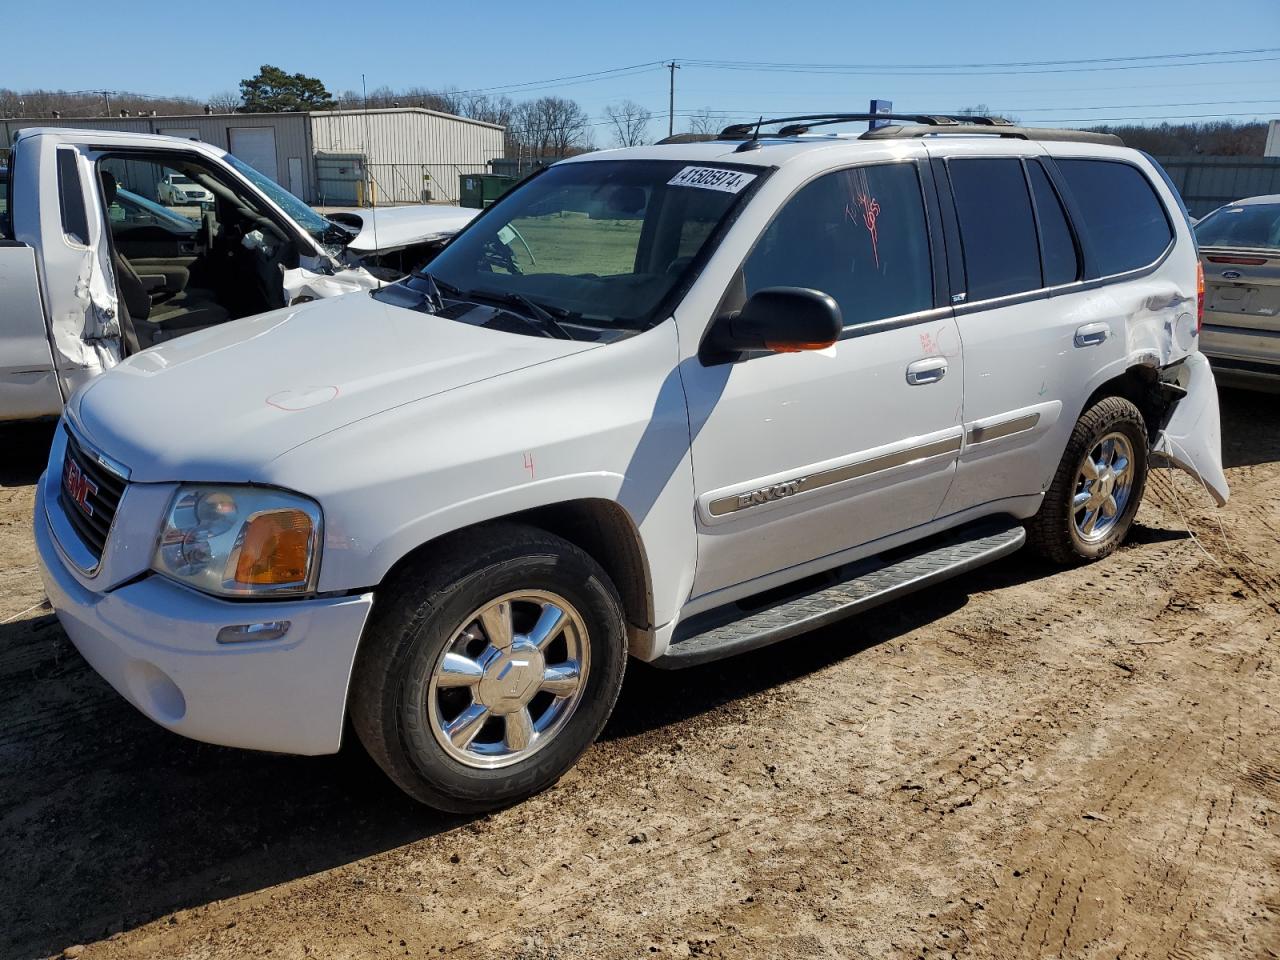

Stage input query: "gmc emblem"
[{"left": 63, "top": 457, "right": 98, "bottom": 517}]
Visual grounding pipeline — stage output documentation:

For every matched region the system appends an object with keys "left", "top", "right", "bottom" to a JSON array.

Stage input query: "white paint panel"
[
  {"left": 158, "top": 127, "right": 200, "bottom": 141},
  {"left": 229, "top": 126, "right": 279, "bottom": 182},
  {"left": 0, "top": 242, "right": 63, "bottom": 419}
]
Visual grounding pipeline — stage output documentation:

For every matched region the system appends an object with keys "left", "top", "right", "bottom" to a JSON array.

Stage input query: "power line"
[
  {"left": 1030, "top": 111, "right": 1280, "bottom": 124},
  {"left": 680, "top": 54, "right": 1280, "bottom": 77},
  {"left": 677, "top": 46, "right": 1280, "bottom": 71},
  {"left": 674, "top": 77, "right": 1280, "bottom": 98},
  {"left": 662, "top": 99, "right": 1280, "bottom": 117},
  {"left": 615, "top": 107, "right": 1277, "bottom": 136},
  {"left": 444, "top": 62, "right": 668, "bottom": 97}
]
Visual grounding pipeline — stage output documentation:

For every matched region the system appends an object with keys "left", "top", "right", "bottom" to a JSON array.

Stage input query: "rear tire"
[
  {"left": 1026, "top": 396, "right": 1149, "bottom": 565},
  {"left": 349, "top": 523, "right": 627, "bottom": 813}
]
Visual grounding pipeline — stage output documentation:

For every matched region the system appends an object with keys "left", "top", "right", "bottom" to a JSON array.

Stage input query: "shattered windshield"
[
  {"left": 223, "top": 152, "right": 335, "bottom": 243},
  {"left": 388, "top": 159, "right": 763, "bottom": 335}
]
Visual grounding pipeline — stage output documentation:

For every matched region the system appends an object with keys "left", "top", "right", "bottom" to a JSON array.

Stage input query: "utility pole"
[
  {"left": 101, "top": 90, "right": 112, "bottom": 117},
  {"left": 666, "top": 61, "right": 679, "bottom": 137}
]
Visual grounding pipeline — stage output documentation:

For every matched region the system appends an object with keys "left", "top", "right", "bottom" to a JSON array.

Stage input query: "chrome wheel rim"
[
  {"left": 427, "top": 590, "right": 589, "bottom": 770},
  {"left": 1072, "top": 431, "right": 1135, "bottom": 543}
]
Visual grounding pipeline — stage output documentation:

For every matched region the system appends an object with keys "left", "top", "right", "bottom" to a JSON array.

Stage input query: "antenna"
[
  {"left": 361, "top": 73, "right": 380, "bottom": 270},
  {"left": 735, "top": 116, "right": 765, "bottom": 153}
]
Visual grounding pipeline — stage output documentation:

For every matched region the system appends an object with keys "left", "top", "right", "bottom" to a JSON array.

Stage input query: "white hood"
[
  {"left": 336, "top": 204, "right": 479, "bottom": 254},
  {"left": 69, "top": 293, "right": 596, "bottom": 482}
]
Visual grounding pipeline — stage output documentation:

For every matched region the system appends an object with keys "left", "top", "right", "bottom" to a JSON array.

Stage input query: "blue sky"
[{"left": 7, "top": 0, "right": 1279, "bottom": 139}]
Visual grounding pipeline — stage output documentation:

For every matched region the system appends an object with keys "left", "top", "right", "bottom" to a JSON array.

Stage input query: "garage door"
[{"left": 229, "top": 127, "right": 279, "bottom": 182}]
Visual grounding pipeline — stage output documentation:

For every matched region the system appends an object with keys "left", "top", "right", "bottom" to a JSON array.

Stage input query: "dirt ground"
[{"left": 1, "top": 389, "right": 1277, "bottom": 960}]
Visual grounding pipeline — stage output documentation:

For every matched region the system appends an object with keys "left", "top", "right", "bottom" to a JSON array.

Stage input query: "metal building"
[
  {"left": 310, "top": 108, "right": 504, "bottom": 205},
  {"left": 1, "top": 107, "right": 504, "bottom": 205}
]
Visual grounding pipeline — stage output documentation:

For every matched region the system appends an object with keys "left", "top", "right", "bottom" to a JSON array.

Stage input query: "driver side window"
[{"left": 742, "top": 162, "right": 934, "bottom": 326}]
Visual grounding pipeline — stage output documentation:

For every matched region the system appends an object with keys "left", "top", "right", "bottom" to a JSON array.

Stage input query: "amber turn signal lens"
[
  {"left": 765, "top": 339, "right": 838, "bottom": 353},
  {"left": 233, "top": 509, "right": 313, "bottom": 586}
]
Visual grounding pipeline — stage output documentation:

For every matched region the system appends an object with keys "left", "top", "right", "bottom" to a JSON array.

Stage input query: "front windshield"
[
  {"left": 1195, "top": 203, "right": 1280, "bottom": 251},
  {"left": 223, "top": 152, "right": 332, "bottom": 240},
  {"left": 405, "top": 159, "right": 761, "bottom": 331},
  {"left": 171, "top": 174, "right": 193, "bottom": 184}
]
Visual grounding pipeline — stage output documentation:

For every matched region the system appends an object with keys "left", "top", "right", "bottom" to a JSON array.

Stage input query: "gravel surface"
[{"left": 1, "top": 389, "right": 1276, "bottom": 960}]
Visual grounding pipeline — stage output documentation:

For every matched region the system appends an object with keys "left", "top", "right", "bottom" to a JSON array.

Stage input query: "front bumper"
[{"left": 35, "top": 479, "right": 374, "bottom": 755}]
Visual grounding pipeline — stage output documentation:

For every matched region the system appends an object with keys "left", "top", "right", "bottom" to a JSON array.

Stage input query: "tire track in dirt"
[{"left": 4, "top": 396, "right": 1280, "bottom": 960}]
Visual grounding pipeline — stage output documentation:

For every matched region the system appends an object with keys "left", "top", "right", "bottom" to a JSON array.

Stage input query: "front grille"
[{"left": 58, "top": 427, "right": 127, "bottom": 562}]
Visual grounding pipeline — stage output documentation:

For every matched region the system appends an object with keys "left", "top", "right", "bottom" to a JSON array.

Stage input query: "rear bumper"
[
  {"left": 1201, "top": 322, "right": 1280, "bottom": 368},
  {"left": 35, "top": 479, "right": 374, "bottom": 755},
  {"left": 1152, "top": 351, "right": 1230, "bottom": 506}
]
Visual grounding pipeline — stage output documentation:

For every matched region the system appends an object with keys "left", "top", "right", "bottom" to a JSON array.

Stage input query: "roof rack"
[{"left": 714, "top": 113, "right": 1123, "bottom": 147}]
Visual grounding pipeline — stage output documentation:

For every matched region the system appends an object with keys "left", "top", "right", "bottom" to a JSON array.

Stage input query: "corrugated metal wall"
[
  {"left": 1156, "top": 155, "right": 1280, "bottom": 217},
  {"left": 1, "top": 113, "right": 315, "bottom": 200},
  {"left": 308, "top": 108, "right": 504, "bottom": 204}
]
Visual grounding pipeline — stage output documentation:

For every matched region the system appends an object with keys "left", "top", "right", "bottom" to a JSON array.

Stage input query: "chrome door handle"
[
  {"left": 906, "top": 357, "right": 948, "bottom": 385},
  {"left": 1074, "top": 322, "right": 1110, "bottom": 347}
]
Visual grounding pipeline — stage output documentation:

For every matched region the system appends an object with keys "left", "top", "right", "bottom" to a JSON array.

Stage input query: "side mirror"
[{"left": 702, "top": 286, "right": 843, "bottom": 362}]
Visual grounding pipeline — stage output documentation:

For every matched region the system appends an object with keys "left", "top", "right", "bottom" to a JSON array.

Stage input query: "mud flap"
[{"left": 1152, "top": 351, "right": 1229, "bottom": 506}]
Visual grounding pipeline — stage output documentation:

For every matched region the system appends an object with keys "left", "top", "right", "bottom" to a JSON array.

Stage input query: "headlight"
[{"left": 152, "top": 485, "right": 322, "bottom": 597}]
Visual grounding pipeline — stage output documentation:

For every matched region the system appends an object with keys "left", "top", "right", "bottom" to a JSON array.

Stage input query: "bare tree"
[
  {"left": 955, "top": 103, "right": 1019, "bottom": 123},
  {"left": 512, "top": 96, "right": 592, "bottom": 158},
  {"left": 1088, "top": 121, "right": 1267, "bottom": 156},
  {"left": 685, "top": 108, "right": 724, "bottom": 136},
  {"left": 604, "top": 100, "right": 652, "bottom": 147},
  {"left": 207, "top": 90, "right": 241, "bottom": 113},
  {"left": 0, "top": 87, "right": 205, "bottom": 118}
]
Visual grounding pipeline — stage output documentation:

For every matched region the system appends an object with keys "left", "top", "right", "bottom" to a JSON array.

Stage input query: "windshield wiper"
[
  {"left": 403, "top": 273, "right": 578, "bottom": 340},
  {"left": 467, "top": 289, "right": 576, "bottom": 340},
  {"left": 410, "top": 269, "right": 465, "bottom": 297},
  {"left": 405, "top": 270, "right": 466, "bottom": 313}
]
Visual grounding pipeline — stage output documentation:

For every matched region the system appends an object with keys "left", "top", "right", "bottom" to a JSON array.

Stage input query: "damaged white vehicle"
[
  {"left": 35, "top": 114, "right": 1228, "bottom": 812},
  {"left": 0, "top": 127, "right": 476, "bottom": 422}
]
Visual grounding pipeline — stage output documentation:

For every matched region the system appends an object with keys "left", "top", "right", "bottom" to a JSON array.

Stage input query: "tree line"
[{"left": 2, "top": 66, "right": 1272, "bottom": 159}]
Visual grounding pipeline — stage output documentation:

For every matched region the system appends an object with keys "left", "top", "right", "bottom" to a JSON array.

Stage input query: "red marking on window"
[
  {"left": 844, "top": 168, "right": 882, "bottom": 269},
  {"left": 523, "top": 453, "right": 536, "bottom": 480},
  {"left": 857, "top": 191, "right": 881, "bottom": 268}
]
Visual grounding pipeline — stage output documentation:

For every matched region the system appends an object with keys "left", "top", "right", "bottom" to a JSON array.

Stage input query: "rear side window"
[
  {"left": 743, "top": 162, "right": 933, "bottom": 326},
  {"left": 947, "top": 158, "right": 1042, "bottom": 301},
  {"left": 1055, "top": 159, "right": 1172, "bottom": 275},
  {"left": 56, "top": 148, "right": 90, "bottom": 246},
  {"left": 1027, "top": 161, "right": 1079, "bottom": 286}
]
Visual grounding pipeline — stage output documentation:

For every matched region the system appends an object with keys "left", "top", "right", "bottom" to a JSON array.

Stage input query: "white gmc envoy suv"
[{"left": 35, "top": 114, "right": 1228, "bottom": 812}]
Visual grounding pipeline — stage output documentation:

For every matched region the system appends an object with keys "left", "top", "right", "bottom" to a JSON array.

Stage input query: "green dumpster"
[{"left": 460, "top": 173, "right": 517, "bottom": 209}]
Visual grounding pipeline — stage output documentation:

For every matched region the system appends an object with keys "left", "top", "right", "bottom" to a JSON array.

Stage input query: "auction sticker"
[{"left": 668, "top": 166, "right": 756, "bottom": 194}]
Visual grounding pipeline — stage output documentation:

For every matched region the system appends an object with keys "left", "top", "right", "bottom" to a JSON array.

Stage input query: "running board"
[{"left": 653, "top": 521, "right": 1026, "bottom": 669}]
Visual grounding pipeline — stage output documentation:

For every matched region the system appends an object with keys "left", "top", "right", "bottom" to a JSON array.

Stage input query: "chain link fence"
[{"left": 365, "top": 163, "right": 490, "bottom": 205}]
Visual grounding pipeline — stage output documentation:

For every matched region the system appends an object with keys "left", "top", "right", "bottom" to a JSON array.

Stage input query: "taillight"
[{"left": 1196, "top": 261, "right": 1205, "bottom": 335}]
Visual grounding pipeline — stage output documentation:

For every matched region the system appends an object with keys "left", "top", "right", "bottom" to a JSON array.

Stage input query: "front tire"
[
  {"left": 349, "top": 523, "right": 627, "bottom": 813},
  {"left": 1026, "top": 396, "right": 1149, "bottom": 565}
]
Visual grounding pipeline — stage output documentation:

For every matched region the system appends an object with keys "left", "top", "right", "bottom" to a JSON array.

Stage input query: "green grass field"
[{"left": 509, "top": 211, "right": 643, "bottom": 276}]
